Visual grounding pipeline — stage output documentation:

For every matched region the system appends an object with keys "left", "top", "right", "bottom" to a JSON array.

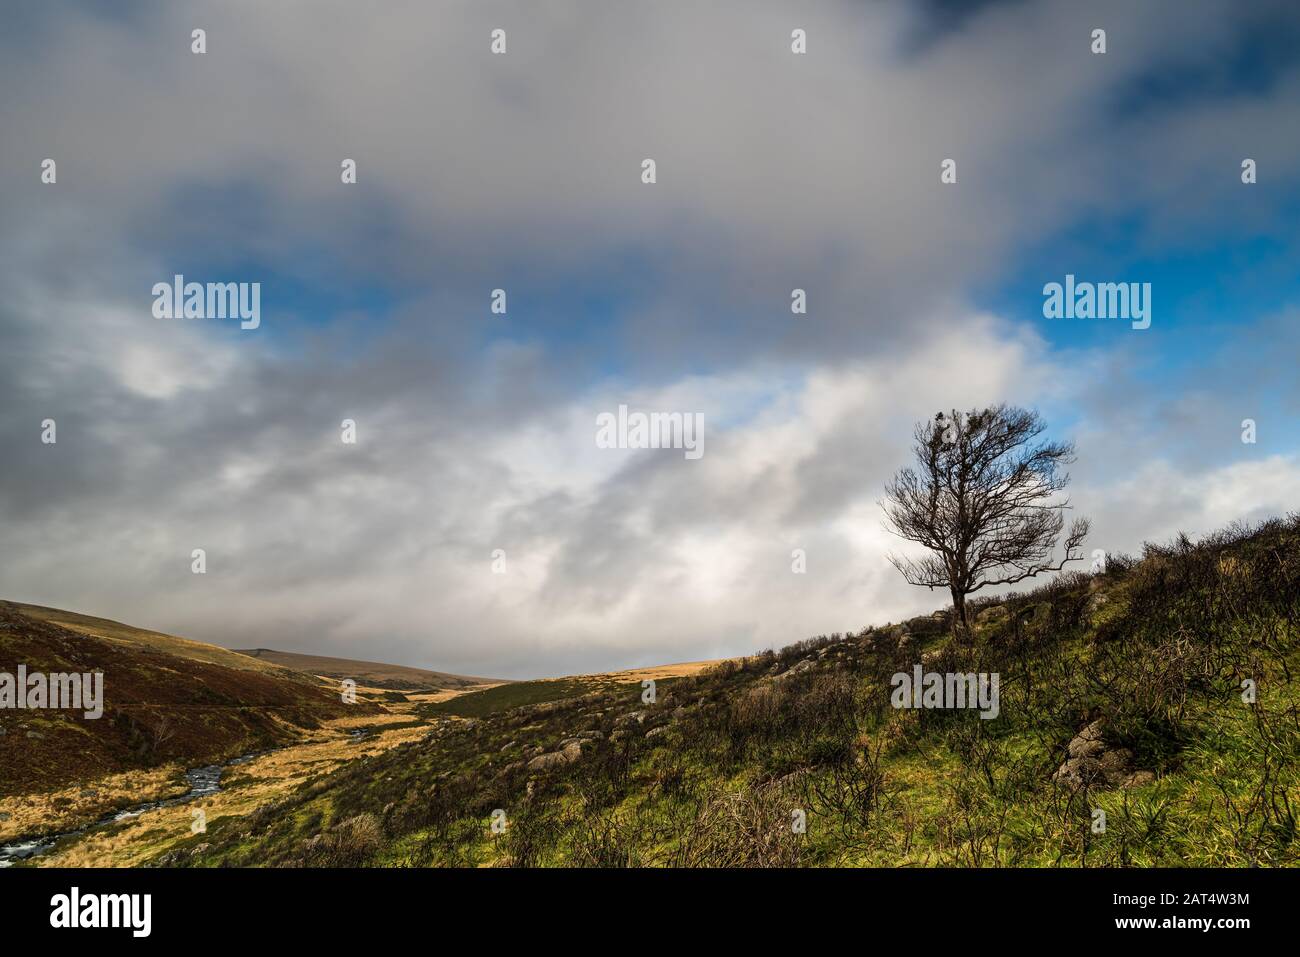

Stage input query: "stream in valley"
[{"left": 0, "top": 750, "right": 267, "bottom": 867}]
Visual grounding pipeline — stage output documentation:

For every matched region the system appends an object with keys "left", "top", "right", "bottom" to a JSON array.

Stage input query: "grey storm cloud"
[{"left": 2, "top": 0, "right": 1299, "bottom": 678}]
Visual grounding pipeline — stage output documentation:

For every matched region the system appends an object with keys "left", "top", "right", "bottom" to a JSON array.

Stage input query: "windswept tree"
[{"left": 882, "top": 405, "right": 1090, "bottom": 637}]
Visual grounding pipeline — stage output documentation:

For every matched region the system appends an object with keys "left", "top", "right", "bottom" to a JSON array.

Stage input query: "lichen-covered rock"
[
  {"left": 1122, "top": 770, "right": 1156, "bottom": 789},
  {"left": 526, "top": 741, "right": 583, "bottom": 771},
  {"left": 1053, "top": 756, "right": 1104, "bottom": 788},
  {"left": 1054, "top": 719, "right": 1152, "bottom": 790},
  {"left": 1067, "top": 720, "right": 1107, "bottom": 760}
]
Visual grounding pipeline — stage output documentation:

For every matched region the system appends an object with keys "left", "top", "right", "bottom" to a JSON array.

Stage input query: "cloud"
[{"left": 1, "top": 1, "right": 1298, "bottom": 676}]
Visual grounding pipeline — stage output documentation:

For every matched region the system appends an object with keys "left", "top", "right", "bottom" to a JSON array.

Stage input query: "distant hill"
[
  {"left": 423, "top": 660, "right": 722, "bottom": 718},
  {"left": 13, "top": 604, "right": 298, "bottom": 678},
  {"left": 232, "top": 648, "right": 504, "bottom": 692},
  {"left": 0, "top": 602, "right": 377, "bottom": 796}
]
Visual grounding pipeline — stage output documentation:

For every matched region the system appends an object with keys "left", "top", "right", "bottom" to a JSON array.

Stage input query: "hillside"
[
  {"left": 422, "top": 660, "right": 721, "bottom": 718},
  {"left": 0, "top": 602, "right": 378, "bottom": 801},
  {"left": 157, "top": 515, "right": 1300, "bottom": 868},
  {"left": 12, "top": 604, "right": 299, "bottom": 678},
  {"left": 233, "top": 648, "right": 502, "bottom": 693}
]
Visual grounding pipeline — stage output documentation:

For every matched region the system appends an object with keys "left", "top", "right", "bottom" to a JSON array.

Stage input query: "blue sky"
[{"left": 2, "top": 0, "right": 1299, "bottom": 677}]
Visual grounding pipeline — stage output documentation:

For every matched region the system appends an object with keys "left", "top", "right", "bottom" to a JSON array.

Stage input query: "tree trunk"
[{"left": 951, "top": 587, "right": 970, "bottom": 641}]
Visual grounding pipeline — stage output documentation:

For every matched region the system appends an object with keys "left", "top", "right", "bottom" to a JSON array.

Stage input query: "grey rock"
[
  {"left": 526, "top": 741, "right": 583, "bottom": 771},
  {"left": 1053, "top": 756, "right": 1104, "bottom": 788},
  {"left": 1055, "top": 719, "right": 1150, "bottom": 790},
  {"left": 1122, "top": 770, "right": 1156, "bottom": 789},
  {"left": 774, "top": 659, "right": 816, "bottom": 681},
  {"left": 1098, "top": 748, "right": 1135, "bottom": 785}
]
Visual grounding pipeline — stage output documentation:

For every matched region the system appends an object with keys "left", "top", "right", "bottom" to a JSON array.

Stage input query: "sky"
[{"left": 2, "top": 0, "right": 1299, "bottom": 679}]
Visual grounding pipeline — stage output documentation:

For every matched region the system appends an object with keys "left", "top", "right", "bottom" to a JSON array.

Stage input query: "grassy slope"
[
  {"left": 158, "top": 516, "right": 1300, "bottom": 867},
  {"left": 232, "top": 647, "right": 502, "bottom": 692},
  {"left": 14, "top": 604, "right": 297, "bottom": 678},
  {"left": 420, "top": 662, "right": 718, "bottom": 718},
  {"left": 0, "top": 602, "right": 378, "bottom": 802}
]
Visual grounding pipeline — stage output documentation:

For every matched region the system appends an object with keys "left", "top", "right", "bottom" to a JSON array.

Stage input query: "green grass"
[
  {"left": 158, "top": 515, "right": 1300, "bottom": 868},
  {"left": 420, "top": 678, "right": 599, "bottom": 718},
  {"left": 422, "top": 675, "right": 681, "bottom": 719}
]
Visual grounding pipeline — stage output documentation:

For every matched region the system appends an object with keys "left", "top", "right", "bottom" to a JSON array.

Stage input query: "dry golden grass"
[
  {"left": 11, "top": 644, "right": 724, "bottom": 864},
  {"left": 37, "top": 712, "right": 431, "bottom": 867},
  {"left": 13, "top": 603, "right": 298, "bottom": 679},
  {"left": 233, "top": 647, "right": 501, "bottom": 691},
  {"left": 0, "top": 766, "right": 191, "bottom": 843},
  {"left": 574, "top": 660, "right": 725, "bottom": 684}
]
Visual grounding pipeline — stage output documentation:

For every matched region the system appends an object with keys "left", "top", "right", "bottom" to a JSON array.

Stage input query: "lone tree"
[{"left": 882, "top": 405, "right": 1090, "bottom": 637}]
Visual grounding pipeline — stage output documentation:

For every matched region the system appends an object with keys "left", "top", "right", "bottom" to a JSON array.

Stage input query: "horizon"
[{"left": 2, "top": 498, "right": 1288, "bottom": 682}]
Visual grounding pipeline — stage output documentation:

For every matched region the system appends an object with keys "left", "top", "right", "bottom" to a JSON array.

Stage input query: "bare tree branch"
[{"left": 880, "top": 406, "right": 1091, "bottom": 637}]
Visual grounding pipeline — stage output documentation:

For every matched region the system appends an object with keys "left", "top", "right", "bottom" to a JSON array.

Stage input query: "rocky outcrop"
[
  {"left": 773, "top": 658, "right": 816, "bottom": 681},
  {"left": 526, "top": 741, "right": 583, "bottom": 771},
  {"left": 1053, "top": 719, "right": 1154, "bottom": 790},
  {"left": 616, "top": 710, "right": 648, "bottom": 728}
]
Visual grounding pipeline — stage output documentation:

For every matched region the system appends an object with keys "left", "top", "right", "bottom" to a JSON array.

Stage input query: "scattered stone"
[
  {"left": 1122, "top": 770, "right": 1156, "bottom": 789},
  {"left": 1067, "top": 720, "right": 1107, "bottom": 760},
  {"left": 644, "top": 726, "right": 669, "bottom": 741},
  {"left": 1054, "top": 719, "right": 1152, "bottom": 790},
  {"left": 1099, "top": 748, "right": 1135, "bottom": 778},
  {"left": 526, "top": 740, "right": 583, "bottom": 771},
  {"left": 774, "top": 659, "right": 816, "bottom": 681},
  {"left": 1053, "top": 756, "right": 1104, "bottom": 788}
]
